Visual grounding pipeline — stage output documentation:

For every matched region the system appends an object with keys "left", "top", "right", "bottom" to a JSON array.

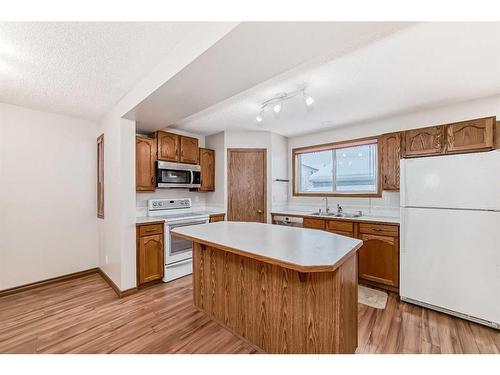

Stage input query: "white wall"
[
  {"left": 0, "top": 103, "right": 99, "bottom": 290},
  {"left": 97, "top": 24, "right": 237, "bottom": 291},
  {"left": 286, "top": 95, "right": 500, "bottom": 216},
  {"left": 205, "top": 132, "right": 225, "bottom": 208}
]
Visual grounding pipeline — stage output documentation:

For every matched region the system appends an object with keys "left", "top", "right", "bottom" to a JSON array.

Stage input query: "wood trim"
[
  {"left": 0, "top": 268, "right": 99, "bottom": 297},
  {"left": 171, "top": 230, "right": 362, "bottom": 273},
  {"left": 97, "top": 134, "right": 104, "bottom": 218},
  {"left": 293, "top": 136, "right": 378, "bottom": 155},
  {"left": 292, "top": 137, "right": 381, "bottom": 198},
  {"left": 97, "top": 268, "right": 138, "bottom": 298},
  {"left": 227, "top": 148, "right": 267, "bottom": 222}
]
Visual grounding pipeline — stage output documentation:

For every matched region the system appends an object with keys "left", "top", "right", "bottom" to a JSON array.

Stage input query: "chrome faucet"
[
  {"left": 337, "top": 203, "right": 343, "bottom": 214},
  {"left": 324, "top": 197, "right": 330, "bottom": 213}
]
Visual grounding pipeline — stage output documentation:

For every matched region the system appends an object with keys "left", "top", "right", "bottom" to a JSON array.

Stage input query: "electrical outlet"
[{"left": 105, "top": 255, "right": 109, "bottom": 265}]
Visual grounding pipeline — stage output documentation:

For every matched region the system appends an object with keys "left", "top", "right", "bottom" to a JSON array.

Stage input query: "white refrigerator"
[{"left": 400, "top": 150, "right": 500, "bottom": 329}]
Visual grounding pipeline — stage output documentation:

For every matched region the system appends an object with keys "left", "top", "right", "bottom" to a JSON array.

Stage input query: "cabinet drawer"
[
  {"left": 359, "top": 223, "right": 398, "bottom": 237},
  {"left": 210, "top": 214, "right": 225, "bottom": 223},
  {"left": 303, "top": 218, "right": 326, "bottom": 230},
  {"left": 137, "top": 223, "right": 164, "bottom": 237},
  {"left": 326, "top": 220, "right": 354, "bottom": 232},
  {"left": 327, "top": 229, "right": 354, "bottom": 238}
]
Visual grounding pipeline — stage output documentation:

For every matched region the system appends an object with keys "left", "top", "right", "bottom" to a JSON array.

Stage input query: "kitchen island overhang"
[{"left": 171, "top": 221, "right": 363, "bottom": 354}]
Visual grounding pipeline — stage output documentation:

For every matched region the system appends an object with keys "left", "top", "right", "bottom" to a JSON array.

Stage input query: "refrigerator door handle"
[{"left": 399, "top": 158, "right": 406, "bottom": 207}]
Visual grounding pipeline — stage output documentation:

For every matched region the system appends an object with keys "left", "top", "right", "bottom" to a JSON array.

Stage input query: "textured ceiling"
[
  {"left": 0, "top": 22, "right": 201, "bottom": 120},
  {"left": 171, "top": 22, "right": 500, "bottom": 137}
]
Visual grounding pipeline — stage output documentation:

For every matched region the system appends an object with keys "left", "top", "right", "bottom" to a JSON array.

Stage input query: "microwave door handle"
[{"left": 190, "top": 170, "right": 194, "bottom": 184}]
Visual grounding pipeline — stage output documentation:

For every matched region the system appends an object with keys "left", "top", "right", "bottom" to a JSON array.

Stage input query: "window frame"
[{"left": 292, "top": 136, "right": 381, "bottom": 197}]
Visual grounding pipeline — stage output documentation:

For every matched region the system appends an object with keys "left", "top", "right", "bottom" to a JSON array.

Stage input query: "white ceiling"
[
  {"left": 169, "top": 22, "right": 500, "bottom": 137},
  {"left": 0, "top": 22, "right": 202, "bottom": 120},
  {"left": 126, "top": 22, "right": 411, "bottom": 132}
]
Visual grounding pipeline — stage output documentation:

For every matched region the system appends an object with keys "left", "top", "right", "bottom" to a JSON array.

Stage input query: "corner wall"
[{"left": 0, "top": 103, "right": 99, "bottom": 290}]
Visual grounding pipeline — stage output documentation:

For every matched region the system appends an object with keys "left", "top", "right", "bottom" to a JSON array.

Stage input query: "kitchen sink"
[{"left": 310, "top": 211, "right": 362, "bottom": 218}]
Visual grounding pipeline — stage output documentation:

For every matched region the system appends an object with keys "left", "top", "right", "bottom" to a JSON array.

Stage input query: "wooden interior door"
[{"left": 227, "top": 149, "right": 267, "bottom": 223}]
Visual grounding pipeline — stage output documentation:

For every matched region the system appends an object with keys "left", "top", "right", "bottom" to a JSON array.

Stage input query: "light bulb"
[
  {"left": 273, "top": 103, "right": 282, "bottom": 113},
  {"left": 256, "top": 114, "right": 263, "bottom": 123},
  {"left": 304, "top": 95, "right": 314, "bottom": 106}
]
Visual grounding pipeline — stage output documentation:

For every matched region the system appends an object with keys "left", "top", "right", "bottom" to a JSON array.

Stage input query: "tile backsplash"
[{"left": 274, "top": 191, "right": 400, "bottom": 218}]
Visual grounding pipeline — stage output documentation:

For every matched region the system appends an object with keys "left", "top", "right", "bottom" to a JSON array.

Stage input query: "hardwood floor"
[{"left": 0, "top": 273, "right": 498, "bottom": 354}]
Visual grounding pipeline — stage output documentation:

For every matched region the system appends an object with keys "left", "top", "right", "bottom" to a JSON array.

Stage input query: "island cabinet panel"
[
  {"left": 157, "top": 131, "right": 180, "bottom": 162},
  {"left": 403, "top": 126, "right": 444, "bottom": 157},
  {"left": 445, "top": 117, "right": 494, "bottom": 153},
  {"left": 358, "top": 233, "right": 399, "bottom": 288},
  {"left": 180, "top": 136, "right": 199, "bottom": 164},
  {"left": 136, "top": 136, "right": 156, "bottom": 192},
  {"left": 380, "top": 132, "right": 401, "bottom": 190},
  {"left": 192, "top": 243, "right": 358, "bottom": 354}
]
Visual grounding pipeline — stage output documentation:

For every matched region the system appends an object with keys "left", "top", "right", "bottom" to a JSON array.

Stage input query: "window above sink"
[{"left": 293, "top": 137, "right": 380, "bottom": 197}]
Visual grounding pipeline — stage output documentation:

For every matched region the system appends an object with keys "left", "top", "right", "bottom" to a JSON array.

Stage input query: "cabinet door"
[
  {"left": 358, "top": 233, "right": 398, "bottom": 287},
  {"left": 157, "top": 131, "right": 180, "bottom": 162},
  {"left": 380, "top": 132, "right": 401, "bottom": 190},
  {"left": 136, "top": 136, "right": 156, "bottom": 192},
  {"left": 209, "top": 214, "right": 225, "bottom": 223},
  {"left": 180, "top": 136, "right": 199, "bottom": 164},
  {"left": 138, "top": 233, "right": 164, "bottom": 285},
  {"left": 403, "top": 126, "right": 444, "bottom": 157},
  {"left": 446, "top": 117, "right": 494, "bottom": 153},
  {"left": 199, "top": 148, "right": 215, "bottom": 191}
]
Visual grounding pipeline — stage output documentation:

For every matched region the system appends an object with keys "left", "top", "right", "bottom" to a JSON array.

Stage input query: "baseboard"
[
  {"left": 0, "top": 268, "right": 99, "bottom": 297},
  {"left": 97, "top": 268, "right": 138, "bottom": 298},
  {"left": 0, "top": 267, "right": 138, "bottom": 299}
]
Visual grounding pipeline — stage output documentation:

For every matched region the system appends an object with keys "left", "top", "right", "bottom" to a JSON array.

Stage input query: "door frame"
[{"left": 227, "top": 148, "right": 267, "bottom": 222}]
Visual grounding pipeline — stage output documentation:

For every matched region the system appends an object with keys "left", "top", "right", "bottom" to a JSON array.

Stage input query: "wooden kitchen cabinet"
[
  {"left": 358, "top": 233, "right": 399, "bottom": 288},
  {"left": 303, "top": 217, "right": 326, "bottom": 230},
  {"left": 136, "top": 136, "right": 156, "bottom": 192},
  {"left": 199, "top": 148, "right": 215, "bottom": 191},
  {"left": 209, "top": 213, "right": 225, "bottom": 223},
  {"left": 380, "top": 132, "right": 401, "bottom": 190},
  {"left": 180, "top": 136, "right": 199, "bottom": 164},
  {"left": 445, "top": 116, "right": 495, "bottom": 153},
  {"left": 157, "top": 131, "right": 180, "bottom": 162},
  {"left": 403, "top": 126, "right": 444, "bottom": 157},
  {"left": 136, "top": 223, "right": 164, "bottom": 286}
]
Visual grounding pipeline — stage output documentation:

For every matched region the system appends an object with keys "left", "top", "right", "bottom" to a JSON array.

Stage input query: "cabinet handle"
[
  {"left": 373, "top": 228, "right": 382, "bottom": 231},
  {"left": 151, "top": 177, "right": 154, "bottom": 185},
  {"left": 384, "top": 176, "right": 387, "bottom": 184},
  {"left": 257, "top": 210, "right": 263, "bottom": 214}
]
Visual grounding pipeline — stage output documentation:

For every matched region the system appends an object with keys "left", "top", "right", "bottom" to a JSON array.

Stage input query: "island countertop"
[{"left": 171, "top": 221, "right": 362, "bottom": 273}]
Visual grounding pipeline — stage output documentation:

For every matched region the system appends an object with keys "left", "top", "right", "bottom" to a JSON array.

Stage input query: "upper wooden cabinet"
[
  {"left": 403, "top": 126, "right": 444, "bottom": 157},
  {"left": 380, "top": 132, "right": 401, "bottom": 191},
  {"left": 446, "top": 117, "right": 494, "bottom": 153},
  {"left": 136, "top": 136, "right": 156, "bottom": 192},
  {"left": 157, "top": 131, "right": 180, "bottom": 162},
  {"left": 199, "top": 148, "right": 215, "bottom": 191},
  {"left": 156, "top": 131, "right": 199, "bottom": 164},
  {"left": 180, "top": 136, "right": 199, "bottom": 164}
]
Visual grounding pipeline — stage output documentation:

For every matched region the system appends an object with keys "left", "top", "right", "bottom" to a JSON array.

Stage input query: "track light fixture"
[{"left": 255, "top": 87, "right": 314, "bottom": 124}]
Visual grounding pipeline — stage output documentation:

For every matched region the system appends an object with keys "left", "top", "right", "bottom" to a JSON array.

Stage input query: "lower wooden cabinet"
[
  {"left": 358, "top": 233, "right": 399, "bottom": 288},
  {"left": 136, "top": 223, "right": 164, "bottom": 286},
  {"left": 209, "top": 213, "right": 225, "bottom": 223},
  {"left": 272, "top": 214, "right": 400, "bottom": 292}
]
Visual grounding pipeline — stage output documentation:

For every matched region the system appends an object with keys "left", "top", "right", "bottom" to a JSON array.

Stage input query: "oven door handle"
[{"left": 169, "top": 220, "right": 208, "bottom": 229}]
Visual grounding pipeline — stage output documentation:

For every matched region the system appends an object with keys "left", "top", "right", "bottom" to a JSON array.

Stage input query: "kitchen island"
[{"left": 171, "top": 221, "right": 363, "bottom": 354}]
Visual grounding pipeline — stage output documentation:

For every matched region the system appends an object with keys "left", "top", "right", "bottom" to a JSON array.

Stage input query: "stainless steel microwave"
[{"left": 156, "top": 161, "right": 201, "bottom": 188}]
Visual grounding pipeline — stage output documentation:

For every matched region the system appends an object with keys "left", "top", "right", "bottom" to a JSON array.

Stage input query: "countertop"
[
  {"left": 136, "top": 210, "right": 225, "bottom": 224},
  {"left": 270, "top": 209, "right": 400, "bottom": 224},
  {"left": 171, "top": 221, "right": 363, "bottom": 272}
]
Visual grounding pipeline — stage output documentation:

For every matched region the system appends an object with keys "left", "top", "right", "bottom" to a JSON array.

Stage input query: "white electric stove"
[{"left": 148, "top": 198, "right": 210, "bottom": 282}]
